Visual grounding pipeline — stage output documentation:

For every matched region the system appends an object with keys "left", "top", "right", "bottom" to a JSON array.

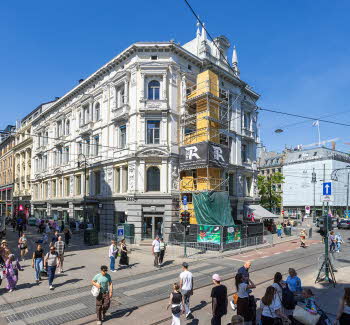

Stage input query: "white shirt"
[
  {"left": 152, "top": 239, "right": 160, "bottom": 253},
  {"left": 260, "top": 297, "right": 281, "bottom": 318},
  {"left": 272, "top": 283, "right": 283, "bottom": 304},
  {"left": 237, "top": 283, "right": 249, "bottom": 298},
  {"left": 180, "top": 270, "right": 193, "bottom": 291}
]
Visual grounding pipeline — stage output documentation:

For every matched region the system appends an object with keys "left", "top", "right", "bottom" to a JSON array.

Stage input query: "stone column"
[
  {"left": 162, "top": 72, "right": 167, "bottom": 100},
  {"left": 140, "top": 73, "right": 145, "bottom": 100},
  {"left": 161, "top": 160, "right": 167, "bottom": 193},
  {"left": 124, "top": 79, "right": 129, "bottom": 104}
]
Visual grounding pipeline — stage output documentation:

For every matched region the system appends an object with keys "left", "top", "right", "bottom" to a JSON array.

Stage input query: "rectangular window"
[
  {"left": 58, "top": 179, "right": 62, "bottom": 198},
  {"left": 83, "top": 105, "right": 89, "bottom": 124},
  {"left": 94, "top": 136, "right": 99, "bottom": 156},
  {"left": 146, "top": 120, "right": 160, "bottom": 144},
  {"left": 85, "top": 138, "right": 90, "bottom": 156},
  {"left": 78, "top": 142, "right": 83, "bottom": 155},
  {"left": 38, "top": 133, "right": 42, "bottom": 148},
  {"left": 228, "top": 173, "right": 235, "bottom": 196},
  {"left": 51, "top": 180, "right": 56, "bottom": 198},
  {"left": 119, "top": 126, "right": 126, "bottom": 148},
  {"left": 242, "top": 144, "right": 247, "bottom": 162},
  {"left": 64, "top": 146, "right": 70, "bottom": 163},
  {"left": 151, "top": 55, "right": 158, "bottom": 60},
  {"left": 64, "top": 177, "right": 70, "bottom": 197},
  {"left": 75, "top": 175, "right": 82, "bottom": 195},
  {"left": 94, "top": 171, "right": 101, "bottom": 195}
]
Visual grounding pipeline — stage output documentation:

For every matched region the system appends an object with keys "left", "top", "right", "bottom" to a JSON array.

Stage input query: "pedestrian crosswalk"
[{"left": 0, "top": 260, "right": 235, "bottom": 325}]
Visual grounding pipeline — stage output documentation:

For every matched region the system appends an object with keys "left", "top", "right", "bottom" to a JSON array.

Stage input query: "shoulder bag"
[{"left": 293, "top": 305, "right": 320, "bottom": 325}]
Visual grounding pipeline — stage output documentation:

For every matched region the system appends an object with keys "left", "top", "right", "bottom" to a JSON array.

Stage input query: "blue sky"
[{"left": 1, "top": 0, "right": 350, "bottom": 153}]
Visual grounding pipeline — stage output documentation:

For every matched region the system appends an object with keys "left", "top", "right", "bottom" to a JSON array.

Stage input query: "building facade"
[
  {"left": 282, "top": 147, "right": 350, "bottom": 217},
  {"left": 30, "top": 25, "right": 260, "bottom": 241},
  {"left": 0, "top": 125, "right": 16, "bottom": 217}
]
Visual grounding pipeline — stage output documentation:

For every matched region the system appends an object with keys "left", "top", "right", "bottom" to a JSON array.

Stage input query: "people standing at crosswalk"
[
  {"left": 108, "top": 240, "right": 118, "bottom": 272},
  {"left": 159, "top": 237, "right": 166, "bottom": 266},
  {"left": 179, "top": 262, "right": 193, "bottom": 320},
  {"left": 44, "top": 245, "right": 59, "bottom": 290},
  {"left": 54, "top": 236, "right": 65, "bottom": 273},
  {"left": 152, "top": 235, "right": 160, "bottom": 268},
  {"left": 92, "top": 265, "right": 113, "bottom": 325}
]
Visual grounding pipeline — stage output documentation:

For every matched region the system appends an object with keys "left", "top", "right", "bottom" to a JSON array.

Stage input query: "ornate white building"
[{"left": 30, "top": 24, "right": 260, "bottom": 241}]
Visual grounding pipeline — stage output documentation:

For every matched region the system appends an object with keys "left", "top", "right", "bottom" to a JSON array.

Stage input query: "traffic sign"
[
  {"left": 321, "top": 195, "right": 333, "bottom": 202},
  {"left": 117, "top": 225, "right": 124, "bottom": 237},
  {"left": 323, "top": 182, "right": 332, "bottom": 195},
  {"left": 182, "top": 195, "right": 188, "bottom": 205},
  {"left": 305, "top": 206, "right": 310, "bottom": 214}
]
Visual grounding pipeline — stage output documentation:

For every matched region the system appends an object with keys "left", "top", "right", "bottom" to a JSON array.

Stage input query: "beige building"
[{"left": 0, "top": 125, "right": 16, "bottom": 217}]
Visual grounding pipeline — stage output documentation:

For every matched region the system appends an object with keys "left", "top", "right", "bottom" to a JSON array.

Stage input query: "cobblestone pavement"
[{"left": 0, "top": 222, "right": 341, "bottom": 325}]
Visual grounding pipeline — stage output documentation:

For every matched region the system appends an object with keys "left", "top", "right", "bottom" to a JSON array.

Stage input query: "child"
[
  {"left": 5, "top": 254, "right": 23, "bottom": 292},
  {"left": 335, "top": 233, "right": 344, "bottom": 253}
]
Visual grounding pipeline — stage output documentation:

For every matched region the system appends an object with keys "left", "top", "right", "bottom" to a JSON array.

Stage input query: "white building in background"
[
  {"left": 283, "top": 147, "right": 350, "bottom": 216},
  {"left": 30, "top": 23, "right": 260, "bottom": 241}
]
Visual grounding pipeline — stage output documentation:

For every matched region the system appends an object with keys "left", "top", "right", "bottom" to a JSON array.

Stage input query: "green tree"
[{"left": 257, "top": 172, "right": 285, "bottom": 212}]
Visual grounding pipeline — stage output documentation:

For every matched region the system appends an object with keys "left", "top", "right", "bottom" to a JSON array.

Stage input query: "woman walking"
[
  {"left": 167, "top": 283, "right": 184, "bottom": 325},
  {"left": 235, "top": 273, "right": 255, "bottom": 324},
  {"left": 276, "top": 223, "right": 283, "bottom": 238},
  {"left": 18, "top": 233, "right": 28, "bottom": 261},
  {"left": 335, "top": 287, "right": 350, "bottom": 324},
  {"left": 63, "top": 228, "right": 72, "bottom": 247},
  {"left": 260, "top": 286, "right": 290, "bottom": 325},
  {"left": 119, "top": 239, "right": 129, "bottom": 267},
  {"left": 299, "top": 229, "right": 307, "bottom": 248},
  {"left": 32, "top": 243, "right": 44, "bottom": 283},
  {"left": 5, "top": 254, "right": 23, "bottom": 292}
]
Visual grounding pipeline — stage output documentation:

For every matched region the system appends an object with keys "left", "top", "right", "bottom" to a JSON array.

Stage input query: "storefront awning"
[{"left": 247, "top": 204, "right": 279, "bottom": 219}]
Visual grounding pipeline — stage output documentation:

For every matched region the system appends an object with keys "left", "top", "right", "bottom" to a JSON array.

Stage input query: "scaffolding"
[{"left": 179, "top": 70, "right": 231, "bottom": 224}]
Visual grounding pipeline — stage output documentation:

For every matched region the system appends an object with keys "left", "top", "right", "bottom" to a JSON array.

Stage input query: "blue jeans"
[
  {"left": 337, "top": 242, "right": 341, "bottom": 251},
  {"left": 34, "top": 258, "right": 43, "bottom": 281},
  {"left": 47, "top": 266, "right": 56, "bottom": 286},
  {"left": 110, "top": 256, "right": 115, "bottom": 271},
  {"left": 277, "top": 229, "right": 282, "bottom": 237}
]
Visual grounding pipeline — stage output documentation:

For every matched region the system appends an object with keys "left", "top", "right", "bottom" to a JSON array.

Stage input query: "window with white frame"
[
  {"left": 146, "top": 120, "right": 160, "bottom": 144},
  {"left": 94, "top": 136, "right": 99, "bottom": 156},
  {"left": 44, "top": 131, "right": 48, "bottom": 145},
  {"left": 57, "top": 121, "right": 62, "bottom": 137},
  {"left": 117, "top": 86, "right": 124, "bottom": 107},
  {"left": 83, "top": 105, "right": 89, "bottom": 124},
  {"left": 64, "top": 146, "right": 69, "bottom": 163},
  {"left": 38, "top": 133, "right": 42, "bottom": 148},
  {"left": 78, "top": 142, "right": 83, "bottom": 155},
  {"left": 95, "top": 103, "right": 100, "bottom": 121},
  {"left": 58, "top": 147, "right": 63, "bottom": 165},
  {"left": 85, "top": 137, "right": 90, "bottom": 156},
  {"left": 43, "top": 155, "right": 48, "bottom": 170},
  {"left": 119, "top": 125, "right": 126, "bottom": 148},
  {"left": 65, "top": 120, "right": 70, "bottom": 135},
  {"left": 148, "top": 80, "right": 160, "bottom": 100}
]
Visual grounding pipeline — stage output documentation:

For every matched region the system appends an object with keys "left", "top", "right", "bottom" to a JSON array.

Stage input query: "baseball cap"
[
  {"left": 182, "top": 262, "right": 189, "bottom": 268},
  {"left": 212, "top": 273, "right": 221, "bottom": 282}
]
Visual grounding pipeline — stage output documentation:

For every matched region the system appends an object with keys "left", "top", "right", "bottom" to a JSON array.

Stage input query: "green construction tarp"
[{"left": 193, "top": 191, "right": 233, "bottom": 226}]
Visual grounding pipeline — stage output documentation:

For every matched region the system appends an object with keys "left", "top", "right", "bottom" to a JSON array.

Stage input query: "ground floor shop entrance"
[{"left": 142, "top": 215, "right": 163, "bottom": 240}]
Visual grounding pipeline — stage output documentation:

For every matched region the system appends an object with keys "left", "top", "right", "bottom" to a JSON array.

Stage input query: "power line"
[{"left": 259, "top": 108, "right": 350, "bottom": 127}]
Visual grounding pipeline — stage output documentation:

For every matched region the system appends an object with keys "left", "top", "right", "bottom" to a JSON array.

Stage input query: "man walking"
[
  {"left": 179, "top": 262, "right": 193, "bottom": 320},
  {"left": 237, "top": 261, "right": 251, "bottom": 284},
  {"left": 51, "top": 231, "right": 59, "bottom": 246},
  {"left": 152, "top": 235, "right": 160, "bottom": 268},
  {"left": 92, "top": 265, "right": 113, "bottom": 325},
  {"left": 211, "top": 274, "right": 228, "bottom": 325},
  {"left": 108, "top": 240, "right": 118, "bottom": 272},
  {"left": 54, "top": 236, "right": 65, "bottom": 273},
  {"left": 44, "top": 245, "right": 59, "bottom": 290}
]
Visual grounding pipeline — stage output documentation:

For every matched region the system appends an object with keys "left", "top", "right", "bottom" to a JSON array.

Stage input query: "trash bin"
[
  {"left": 84, "top": 229, "right": 99, "bottom": 246},
  {"left": 284, "top": 226, "right": 292, "bottom": 236}
]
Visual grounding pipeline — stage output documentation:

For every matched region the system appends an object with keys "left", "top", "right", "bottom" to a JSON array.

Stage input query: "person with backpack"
[
  {"left": 260, "top": 286, "right": 291, "bottom": 325},
  {"left": 272, "top": 272, "right": 295, "bottom": 318}
]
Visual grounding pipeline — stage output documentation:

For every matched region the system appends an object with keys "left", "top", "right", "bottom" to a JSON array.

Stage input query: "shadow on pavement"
[
  {"left": 64, "top": 265, "right": 86, "bottom": 272},
  {"left": 161, "top": 260, "right": 174, "bottom": 267},
  {"left": 15, "top": 282, "right": 40, "bottom": 290},
  {"left": 108, "top": 306, "right": 138, "bottom": 319},
  {"left": 117, "top": 263, "right": 139, "bottom": 270},
  {"left": 54, "top": 278, "right": 83, "bottom": 288}
]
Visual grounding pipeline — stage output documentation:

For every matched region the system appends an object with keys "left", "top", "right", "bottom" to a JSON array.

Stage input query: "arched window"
[
  {"left": 148, "top": 80, "right": 160, "bottom": 100},
  {"left": 146, "top": 166, "right": 160, "bottom": 191},
  {"left": 95, "top": 103, "right": 100, "bottom": 121}
]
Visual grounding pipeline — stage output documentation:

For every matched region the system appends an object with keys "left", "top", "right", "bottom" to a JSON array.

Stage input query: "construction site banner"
[
  {"left": 197, "top": 225, "right": 240, "bottom": 244},
  {"left": 180, "top": 141, "right": 229, "bottom": 169}
]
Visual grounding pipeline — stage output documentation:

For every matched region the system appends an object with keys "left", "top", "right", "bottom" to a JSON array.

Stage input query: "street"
[{"left": 0, "top": 224, "right": 349, "bottom": 324}]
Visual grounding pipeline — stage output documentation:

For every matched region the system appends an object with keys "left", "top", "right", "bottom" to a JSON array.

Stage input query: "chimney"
[
  {"left": 78, "top": 79, "right": 84, "bottom": 84},
  {"left": 331, "top": 141, "right": 336, "bottom": 150}
]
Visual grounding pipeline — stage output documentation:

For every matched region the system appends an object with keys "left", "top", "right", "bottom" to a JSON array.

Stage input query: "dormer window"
[{"left": 148, "top": 80, "right": 160, "bottom": 100}]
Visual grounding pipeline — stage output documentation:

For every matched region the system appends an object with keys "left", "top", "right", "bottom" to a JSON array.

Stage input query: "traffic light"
[
  {"left": 323, "top": 215, "right": 333, "bottom": 232},
  {"left": 180, "top": 211, "right": 191, "bottom": 226}
]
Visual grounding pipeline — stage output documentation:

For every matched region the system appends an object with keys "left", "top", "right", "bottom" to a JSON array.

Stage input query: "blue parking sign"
[{"left": 117, "top": 226, "right": 124, "bottom": 237}]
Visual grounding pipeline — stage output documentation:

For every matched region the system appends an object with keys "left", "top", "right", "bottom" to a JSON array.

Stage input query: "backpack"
[{"left": 278, "top": 283, "right": 295, "bottom": 309}]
